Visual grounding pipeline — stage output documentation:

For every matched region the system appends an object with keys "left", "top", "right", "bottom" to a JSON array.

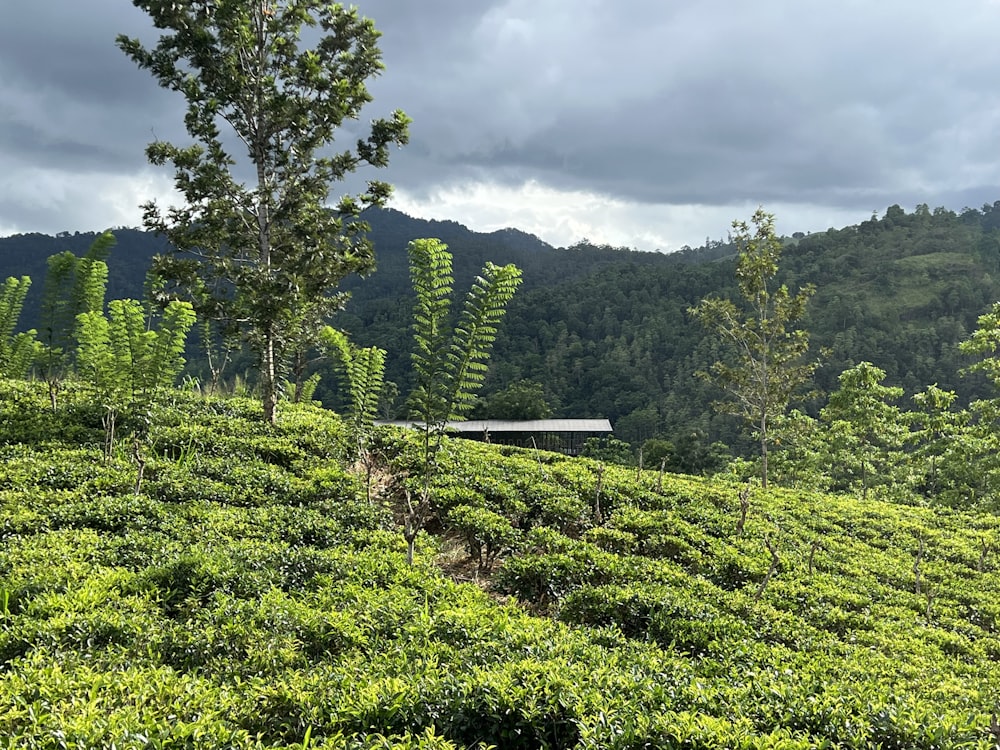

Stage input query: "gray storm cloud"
[{"left": 3, "top": 0, "right": 1000, "bottom": 243}]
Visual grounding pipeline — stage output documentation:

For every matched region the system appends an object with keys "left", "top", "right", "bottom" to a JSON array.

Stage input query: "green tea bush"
[
  {"left": 493, "top": 540, "right": 636, "bottom": 605},
  {"left": 559, "top": 583, "right": 751, "bottom": 655},
  {"left": 161, "top": 589, "right": 365, "bottom": 675},
  {"left": 581, "top": 527, "right": 637, "bottom": 555},
  {"left": 447, "top": 504, "right": 521, "bottom": 572},
  {"left": 2, "top": 379, "right": 1000, "bottom": 748}
]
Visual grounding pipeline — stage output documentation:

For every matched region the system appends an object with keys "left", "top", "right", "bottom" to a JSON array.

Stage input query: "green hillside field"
[{"left": 1, "top": 379, "right": 999, "bottom": 748}]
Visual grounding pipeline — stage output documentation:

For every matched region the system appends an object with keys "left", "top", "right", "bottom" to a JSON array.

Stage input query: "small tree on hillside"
[
  {"left": 322, "top": 328, "right": 386, "bottom": 441},
  {"left": 39, "top": 232, "right": 113, "bottom": 408},
  {"left": 118, "top": 0, "right": 410, "bottom": 424},
  {"left": 955, "top": 302, "right": 1000, "bottom": 505},
  {"left": 321, "top": 326, "right": 387, "bottom": 503},
  {"left": 403, "top": 237, "right": 522, "bottom": 564},
  {"left": 820, "top": 361, "right": 906, "bottom": 501},
  {"left": 0, "top": 276, "right": 40, "bottom": 380},
  {"left": 909, "top": 384, "right": 972, "bottom": 502},
  {"left": 77, "top": 298, "right": 196, "bottom": 458},
  {"left": 689, "top": 208, "right": 818, "bottom": 488},
  {"left": 960, "top": 302, "right": 1000, "bottom": 388}
]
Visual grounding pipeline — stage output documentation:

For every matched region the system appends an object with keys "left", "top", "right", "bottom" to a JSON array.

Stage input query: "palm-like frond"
[
  {"left": 446, "top": 262, "right": 522, "bottom": 420},
  {"left": 407, "top": 238, "right": 455, "bottom": 428}
]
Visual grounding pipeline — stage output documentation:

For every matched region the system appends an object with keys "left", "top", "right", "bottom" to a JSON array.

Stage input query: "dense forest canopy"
[{"left": 4, "top": 201, "right": 1000, "bottom": 458}]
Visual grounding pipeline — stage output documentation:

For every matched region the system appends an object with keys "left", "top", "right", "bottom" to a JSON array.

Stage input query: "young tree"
[
  {"left": 767, "top": 409, "right": 832, "bottom": 491},
  {"left": 407, "top": 239, "right": 523, "bottom": 432},
  {"left": 38, "top": 232, "right": 113, "bottom": 407},
  {"left": 76, "top": 298, "right": 196, "bottom": 457},
  {"left": 953, "top": 303, "right": 1000, "bottom": 506},
  {"left": 689, "top": 208, "right": 818, "bottom": 488},
  {"left": 403, "top": 237, "right": 521, "bottom": 564},
  {"left": 0, "top": 276, "right": 40, "bottom": 380},
  {"left": 820, "top": 362, "right": 906, "bottom": 501},
  {"left": 322, "top": 326, "right": 387, "bottom": 503},
  {"left": 321, "top": 326, "right": 386, "bottom": 452},
  {"left": 960, "top": 301, "right": 1000, "bottom": 388},
  {"left": 909, "top": 384, "right": 978, "bottom": 505},
  {"left": 118, "top": 1, "right": 410, "bottom": 424}
]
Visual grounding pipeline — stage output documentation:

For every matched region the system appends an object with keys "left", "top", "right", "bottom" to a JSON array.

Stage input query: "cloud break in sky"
[{"left": 3, "top": 1, "right": 1000, "bottom": 251}]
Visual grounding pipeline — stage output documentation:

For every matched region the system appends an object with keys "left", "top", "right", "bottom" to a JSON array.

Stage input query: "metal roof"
[{"left": 378, "top": 419, "right": 612, "bottom": 433}]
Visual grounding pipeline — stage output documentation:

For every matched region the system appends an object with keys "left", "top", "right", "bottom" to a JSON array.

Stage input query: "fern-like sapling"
[
  {"left": 0, "top": 276, "right": 40, "bottom": 381},
  {"left": 403, "top": 238, "right": 521, "bottom": 564},
  {"left": 76, "top": 298, "right": 196, "bottom": 459},
  {"left": 321, "top": 326, "right": 388, "bottom": 502}
]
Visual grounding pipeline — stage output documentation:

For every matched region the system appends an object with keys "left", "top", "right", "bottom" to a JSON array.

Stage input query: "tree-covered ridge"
[
  {"left": 1, "top": 379, "right": 999, "bottom": 747},
  {"left": 485, "top": 203, "right": 1000, "bottom": 443},
  {"left": 327, "top": 202, "right": 1000, "bottom": 457},
  {"left": 4, "top": 201, "right": 1000, "bottom": 457}
]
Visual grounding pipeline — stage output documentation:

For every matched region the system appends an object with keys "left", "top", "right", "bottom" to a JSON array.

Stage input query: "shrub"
[
  {"left": 559, "top": 583, "right": 749, "bottom": 656},
  {"left": 581, "top": 527, "right": 638, "bottom": 555},
  {"left": 447, "top": 505, "right": 521, "bottom": 573}
]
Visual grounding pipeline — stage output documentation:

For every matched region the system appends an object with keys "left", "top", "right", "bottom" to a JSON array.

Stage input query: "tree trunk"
[
  {"left": 760, "top": 413, "right": 768, "bottom": 489},
  {"left": 262, "top": 329, "right": 277, "bottom": 425}
]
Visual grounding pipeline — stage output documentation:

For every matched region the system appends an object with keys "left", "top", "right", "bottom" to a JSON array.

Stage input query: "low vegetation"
[{"left": 2, "top": 379, "right": 999, "bottom": 748}]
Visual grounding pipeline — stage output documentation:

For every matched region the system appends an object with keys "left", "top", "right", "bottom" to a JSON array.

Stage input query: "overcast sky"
[{"left": 3, "top": 1, "right": 1000, "bottom": 252}]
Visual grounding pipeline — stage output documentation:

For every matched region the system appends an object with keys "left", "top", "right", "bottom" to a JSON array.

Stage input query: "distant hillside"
[
  {"left": 0, "top": 228, "right": 171, "bottom": 324},
  {"left": 4, "top": 202, "right": 1000, "bottom": 456},
  {"left": 0, "top": 208, "right": 670, "bottom": 332}
]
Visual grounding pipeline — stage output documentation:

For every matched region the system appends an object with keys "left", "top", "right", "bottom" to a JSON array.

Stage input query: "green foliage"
[
  {"left": 118, "top": 1, "right": 410, "bottom": 424},
  {"left": 959, "top": 300, "right": 1000, "bottom": 388},
  {"left": 580, "top": 436, "right": 634, "bottom": 465},
  {"left": 38, "top": 232, "right": 113, "bottom": 403},
  {"left": 766, "top": 409, "right": 832, "bottom": 490},
  {"left": 407, "top": 238, "right": 454, "bottom": 428},
  {"left": 448, "top": 263, "right": 525, "bottom": 419},
  {"left": 2, "top": 380, "right": 1000, "bottom": 747},
  {"left": 12, "top": 204, "right": 1000, "bottom": 462},
  {"left": 907, "top": 385, "right": 973, "bottom": 503},
  {"left": 821, "top": 362, "right": 906, "bottom": 500},
  {"left": 77, "top": 299, "right": 196, "bottom": 404},
  {"left": 690, "top": 208, "right": 818, "bottom": 487},
  {"left": 447, "top": 505, "right": 521, "bottom": 573},
  {"left": 406, "top": 238, "right": 522, "bottom": 427},
  {"left": 76, "top": 298, "right": 196, "bottom": 454},
  {"left": 10, "top": 204, "right": 1000, "bottom": 465},
  {"left": 400, "top": 238, "right": 521, "bottom": 563},
  {"left": 322, "top": 326, "right": 387, "bottom": 443},
  {"left": 0, "top": 276, "right": 39, "bottom": 380},
  {"left": 476, "top": 378, "right": 552, "bottom": 420},
  {"left": 559, "top": 582, "right": 748, "bottom": 655}
]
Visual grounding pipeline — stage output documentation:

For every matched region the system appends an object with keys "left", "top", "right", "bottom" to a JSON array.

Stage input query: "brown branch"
[
  {"left": 735, "top": 484, "right": 751, "bottom": 536},
  {"left": 754, "top": 533, "right": 780, "bottom": 602}
]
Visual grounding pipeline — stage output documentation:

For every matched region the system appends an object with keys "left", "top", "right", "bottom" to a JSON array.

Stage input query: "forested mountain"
[
  {"left": 477, "top": 203, "right": 1000, "bottom": 448},
  {"left": 0, "top": 229, "right": 171, "bottom": 321},
  {"left": 339, "top": 203, "right": 1000, "bottom": 456},
  {"left": 4, "top": 202, "right": 1000, "bottom": 457}
]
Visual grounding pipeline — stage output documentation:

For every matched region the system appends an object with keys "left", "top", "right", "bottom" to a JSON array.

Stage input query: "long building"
[{"left": 377, "top": 419, "right": 613, "bottom": 455}]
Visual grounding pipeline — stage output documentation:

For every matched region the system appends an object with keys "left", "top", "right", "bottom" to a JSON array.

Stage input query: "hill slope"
[
  {"left": 4, "top": 202, "right": 1000, "bottom": 455},
  {"left": 0, "top": 379, "right": 998, "bottom": 748}
]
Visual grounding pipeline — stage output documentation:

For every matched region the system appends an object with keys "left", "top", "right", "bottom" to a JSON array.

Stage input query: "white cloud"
[
  {"left": 0, "top": 167, "right": 177, "bottom": 236},
  {"left": 4, "top": 0, "right": 1000, "bottom": 245},
  {"left": 390, "top": 180, "right": 872, "bottom": 252}
]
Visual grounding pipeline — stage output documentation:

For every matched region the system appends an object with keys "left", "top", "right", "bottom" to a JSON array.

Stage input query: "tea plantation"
[{"left": 1, "top": 379, "right": 999, "bottom": 748}]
